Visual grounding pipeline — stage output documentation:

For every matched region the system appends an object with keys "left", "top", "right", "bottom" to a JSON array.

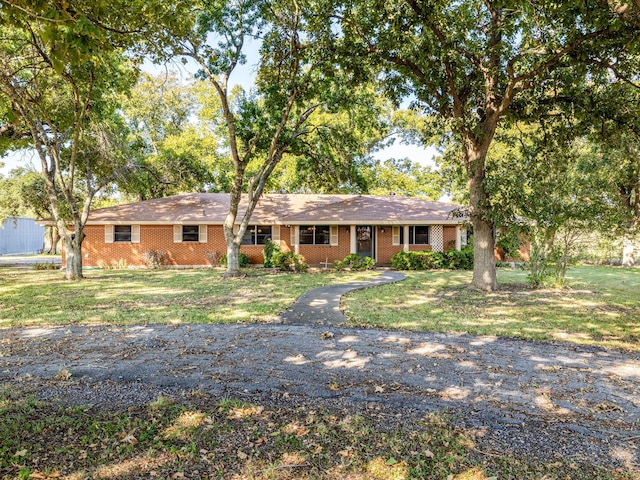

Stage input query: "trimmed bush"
[
  {"left": 336, "top": 253, "right": 376, "bottom": 271},
  {"left": 332, "top": 259, "right": 346, "bottom": 271},
  {"left": 220, "top": 253, "right": 250, "bottom": 268},
  {"left": 443, "top": 247, "right": 474, "bottom": 270},
  {"left": 391, "top": 247, "right": 473, "bottom": 271},
  {"left": 271, "top": 250, "right": 308, "bottom": 272}
]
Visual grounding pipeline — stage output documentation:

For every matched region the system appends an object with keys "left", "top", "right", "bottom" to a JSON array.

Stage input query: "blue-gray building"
[{"left": 0, "top": 217, "right": 44, "bottom": 255}]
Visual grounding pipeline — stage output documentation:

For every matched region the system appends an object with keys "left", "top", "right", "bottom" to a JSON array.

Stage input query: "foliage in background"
[
  {"left": 483, "top": 120, "right": 624, "bottom": 286},
  {"left": 31, "top": 261, "right": 60, "bottom": 271},
  {"left": 362, "top": 158, "right": 443, "bottom": 199},
  {"left": 157, "top": 0, "right": 393, "bottom": 276},
  {"left": 118, "top": 73, "right": 231, "bottom": 200}
]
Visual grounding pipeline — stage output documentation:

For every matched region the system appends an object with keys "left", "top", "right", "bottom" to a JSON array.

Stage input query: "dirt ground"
[{"left": 1, "top": 323, "right": 639, "bottom": 473}]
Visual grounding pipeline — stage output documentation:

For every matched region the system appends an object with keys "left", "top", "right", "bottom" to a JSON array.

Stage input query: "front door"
[{"left": 356, "top": 226, "right": 374, "bottom": 258}]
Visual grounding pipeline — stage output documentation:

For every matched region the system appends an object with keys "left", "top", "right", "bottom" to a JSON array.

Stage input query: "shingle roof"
[{"left": 85, "top": 193, "right": 466, "bottom": 225}]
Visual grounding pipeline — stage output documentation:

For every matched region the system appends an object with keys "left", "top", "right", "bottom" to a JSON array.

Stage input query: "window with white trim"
[
  {"left": 114, "top": 225, "right": 132, "bottom": 242},
  {"left": 299, "top": 225, "right": 330, "bottom": 245},
  {"left": 182, "top": 225, "right": 200, "bottom": 242},
  {"left": 241, "top": 225, "right": 272, "bottom": 246}
]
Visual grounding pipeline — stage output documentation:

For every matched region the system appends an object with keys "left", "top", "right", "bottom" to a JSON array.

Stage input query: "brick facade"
[
  {"left": 377, "top": 227, "right": 401, "bottom": 264},
  {"left": 298, "top": 227, "right": 351, "bottom": 264},
  {"left": 78, "top": 223, "right": 461, "bottom": 268},
  {"left": 443, "top": 226, "right": 457, "bottom": 251}
]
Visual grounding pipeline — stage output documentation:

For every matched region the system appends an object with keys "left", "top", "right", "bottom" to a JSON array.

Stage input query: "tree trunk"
[
  {"left": 466, "top": 142, "right": 498, "bottom": 291},
  {"left": 471, "top": 215, "right": 498, "bottom": 291},
  {"left": 224, "top": 241, "right": 242, "bottom": 277},
  {"left": 622, "top": 234, "right": 636, "bottom": 267},
  {"left": 52, "top": 228, "right": 60, "bottom": 254},
  {"left": 63, "top": 233, "right": 84, "bottom": 280},
  {"left": 45, "top": 227, "right": 60, "bottom": 254}
]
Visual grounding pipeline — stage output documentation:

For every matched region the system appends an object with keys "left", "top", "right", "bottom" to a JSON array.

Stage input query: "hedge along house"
[{"left": 62, "top": 193, "right": 468, "bottom": 268}]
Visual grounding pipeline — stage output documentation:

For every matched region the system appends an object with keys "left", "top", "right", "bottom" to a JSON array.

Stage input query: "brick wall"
[
  {"left": 77, "top": 223, "right": 462, "bottom": 268},
  {"left": 443, "top": 226, "right": 457, "bottom": 251},
  {"left": 377, "top": 228, "right": 404, "bottom": 264},
  {"left": 297, "top": 227, "right": 351, "bottom": 264},
  {"left": 81, "top": 225, "right": 229, "bottom": 267}
]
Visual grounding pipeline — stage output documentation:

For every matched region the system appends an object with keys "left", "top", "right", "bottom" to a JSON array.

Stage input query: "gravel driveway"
[{"left": 1, "top": 323, "right": 638, "bottom": 472}]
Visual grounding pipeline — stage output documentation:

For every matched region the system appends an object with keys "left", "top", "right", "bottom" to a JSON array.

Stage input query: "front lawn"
[
  {"left": 344, "top": 266, "right": 640, "bottom": 351},
  {"left": 0, "top": 268, "right": 379, "bottom": 328},
  {"left": 2, "top": 265, "right": 639, "bottom": 351}
]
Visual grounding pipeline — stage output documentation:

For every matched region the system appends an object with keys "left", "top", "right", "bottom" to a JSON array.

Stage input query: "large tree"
[
  {"left": 0, "top": 0, "right": 188, "bottom": 279},
  {"left": 0, "top": 21, "right": 134, "bottom": 279},
  {"left": 334, "top": 0, "right": 640, "bottom": 290},
  {"left": 169, "top": 0, "right": 384, "bottom": 275}
]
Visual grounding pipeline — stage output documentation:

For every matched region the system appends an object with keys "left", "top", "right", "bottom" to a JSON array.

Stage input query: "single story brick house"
[{"left": 66, "top": 193, "right": 468, "bottom": 268}]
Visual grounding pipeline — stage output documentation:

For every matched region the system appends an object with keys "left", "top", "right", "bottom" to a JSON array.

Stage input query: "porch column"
[
  {"left": 291, "top": 226, "right": 300, "bottom": 254},
  {"left": 456, "top": 225, "right": 462, "bottom": 251},
  {"left": 350, "top": 225, "right": 357, "bottom": 254},
  {"left": 403, "top": 225, "right": 409, "bottom": 252}
]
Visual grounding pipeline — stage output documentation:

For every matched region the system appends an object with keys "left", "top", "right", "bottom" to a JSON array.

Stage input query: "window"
[
  {"left": 106, "top": 225, "right": 139, "bottom": 244},
  {"left": 182, "top": 225, "right": 200, "bottom": 242},
  {"left": 114, "top": 225, "right": 132, "bottom": 242},
  {"left": 400, "top": 226, "right": 430, "bottom": 245},
  {"left": 413, "top": 226, "right": 430, "bottom": 245},
  {"left": 299, "top": 225, "right": 330, "bottom": 245},
  {"left": 241, "top": 225, "right": 272, "bottom": 246}
]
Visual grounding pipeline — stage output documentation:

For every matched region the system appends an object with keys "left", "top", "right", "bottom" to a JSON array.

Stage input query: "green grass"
[
  {"left": 0, "top": 268, "right": 379, "bottom": 328},
  {"left": 2, "top": 265, "right": 639, "bottom": 351},
  {"left": 0, "top": 390, "right": 632, "bottom": 480},
  {"left": 344, "top": 266, "right": 640, "bottom": 351}
]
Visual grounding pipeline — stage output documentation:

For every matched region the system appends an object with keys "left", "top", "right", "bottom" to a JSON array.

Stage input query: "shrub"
[
  {"left": 271, "top": 250, "right": 308, "bottom": 272},
  {"left": 262, "top": 239, "right": 280, "bottom": 268},
  {"left": 443, "top": 246, "right": 474, "bottom": 270},
  {"left": 141, "top": 249, "right": 170, "bottom": 269},
  {"left": 100, "top": 259, "right": 129, "bottom": 270},
  {"left": 220, "top": 253, "right": 250, "bottom": 268},
  {"left": 336, "top": 253, "right": 376, "bottom": 271},
  {"left": 390, "top": 251, "right": 439, "bottom": 270},
  {"left": 32, "top": 261, "right": 59, "bottom": 271},
  {"left": 332, "top": 259, "right": 346, "bottom": 271},
  {"left": 391, "top": 247, "right": 473, "bottom": 271},
  {"left": 205, "top": 250, "right": 223, "bottom": 267}
]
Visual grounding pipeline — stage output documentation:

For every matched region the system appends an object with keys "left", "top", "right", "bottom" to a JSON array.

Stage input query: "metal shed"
[{"left": 0, "top": 217, "right": 44, "bottom": 255}]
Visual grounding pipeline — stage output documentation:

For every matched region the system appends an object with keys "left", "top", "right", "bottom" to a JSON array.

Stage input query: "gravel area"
[{"left": 1, "top": 323, "right": 639, "bottom": 472}]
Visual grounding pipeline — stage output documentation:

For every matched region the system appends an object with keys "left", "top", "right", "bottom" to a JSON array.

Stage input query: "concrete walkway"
[{"left": 278, "top": 270, "right": 407, "bottom": 325}]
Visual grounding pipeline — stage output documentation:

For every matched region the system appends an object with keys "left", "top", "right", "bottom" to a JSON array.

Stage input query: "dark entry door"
[{"left": 356, "top": 226, "right": 374, "bottom": 258}]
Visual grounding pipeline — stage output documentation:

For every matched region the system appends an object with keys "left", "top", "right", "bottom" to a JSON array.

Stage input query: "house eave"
[{"left": 84, "top": 219, "right": 467, "bottom": 226}]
